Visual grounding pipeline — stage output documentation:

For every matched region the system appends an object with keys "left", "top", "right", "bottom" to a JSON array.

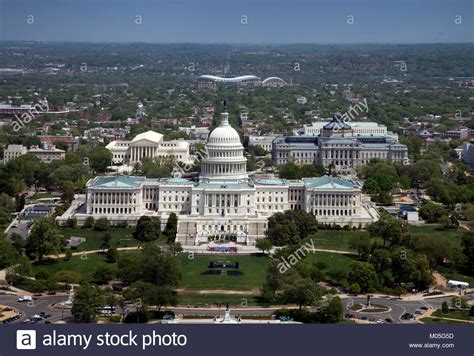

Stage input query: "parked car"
[
  {"left": 401, "top": 312, "right": 414, "bottom": 320},
  {"left": 18, "top": 296, "right": 32, "bottom": 302}
]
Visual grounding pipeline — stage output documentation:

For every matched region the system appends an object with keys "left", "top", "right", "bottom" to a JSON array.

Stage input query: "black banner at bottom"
[{"left": 1, "top": 324, "right": 472, "bottom": 356}]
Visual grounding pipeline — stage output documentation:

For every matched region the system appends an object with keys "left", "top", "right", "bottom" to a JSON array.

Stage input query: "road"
[
  {"left": 0, "top": 294, "right": 72, "bottom": 324},
  {"left": 1, "top": 294, "right": 465, "bottom": 325}
]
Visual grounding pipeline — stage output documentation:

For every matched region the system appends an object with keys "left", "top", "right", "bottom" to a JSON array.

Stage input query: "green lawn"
[
  {"left": 31, "top": 250, "right": 138, "bottom": 281},
  {"left": 309, "top": 230, "right": 369, "bottom": 251},
  {"left": 408, "top": 225, "right": 464, "bottom": 248},
  {"left": 432, "top": 309, "right": 472, "bottom": 321},
  {"left": 31, "top": 252, "right": 109, "bottom": 280},
  {"left": 177, "top": 293, "right": 261, "bottom": 306},
  {"left": 179, "top": 254, "right": 270, "bottom": 291},
  {"left": 303, "top": 251, "right": 358, "bottom": 272},
  {"left": 59, "top": 228, "right": 143, "bottom": 252}
]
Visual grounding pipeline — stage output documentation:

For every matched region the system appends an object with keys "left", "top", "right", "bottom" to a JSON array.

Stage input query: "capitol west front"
[{"left": 58, "top": 112, "right": 378, "bottom": 245}]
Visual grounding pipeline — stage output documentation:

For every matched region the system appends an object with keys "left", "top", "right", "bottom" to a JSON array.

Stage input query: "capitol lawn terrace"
[{"left": 21, "top": 223, "right": 472, "bottom": 305}]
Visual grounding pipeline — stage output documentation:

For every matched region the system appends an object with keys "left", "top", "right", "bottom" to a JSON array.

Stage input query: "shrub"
[
  {"left": 116, "top": 221, "right": 128, "bottom": 229},
  {"left": 83, "top": 216, "right": 95, "bottom": 229},
  {"left": 94, "top": 218, "right": 110, "bottom": 231},
  {"left": 65, "top": 217, "right": 77, "bottom": 228}
]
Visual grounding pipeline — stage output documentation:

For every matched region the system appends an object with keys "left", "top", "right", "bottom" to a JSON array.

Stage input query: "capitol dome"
[
  {"left": 207, "top": 113, "right": 242, "bottom": 144},
  {"left": 200, "top": 112, "right": 248, "bottom": 182}
]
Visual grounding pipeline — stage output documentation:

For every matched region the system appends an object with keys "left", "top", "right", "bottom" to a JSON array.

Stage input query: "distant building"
[
  {"left": 106, "top": 130, "right": 191, "bottom": 165},
  {"left": 39, "top": 135, "right": 79, "bottom": 152},
  {"left": 261, "top": 77, "right": 287, "bottom": 87},
  {"left": 296, "top": 96, "right": 308, "bottom": 105},
  {"left": 3, "top": 144, "right": 27, "bottom": 163},
  {"left": 441, "top": 128, "right": 469, "bottom": 140},
  {"left": 179, "top": 126, "right": 210, "bottom": 140},
  {"left": 28, "top": 145, "right": 65, "bottom": 163},
  {"left": 303, "top": 120, "right": 390, "bottom": 137},
  {"left": 195, "top": 75, "right": 261, "bottom": 89},
  {"left": 273, "top": 113, "right": 408, "bottom": 174},
  {"left": 461, "top": 139, "right": 474, "bottom": 167},
  {"left": 195, "top": 75, "right": 286, "bottom": 90},
  {"left": 400, "top": 205, "right": 419, "bottom": 222},
  {"left": 248, "top": 135, "right": 277, "bottom": 153}
]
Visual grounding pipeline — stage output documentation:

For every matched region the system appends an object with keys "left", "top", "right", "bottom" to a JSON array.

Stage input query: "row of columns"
[
  {"left": 311, "top": 193, "right": 354, "bottom": 207},
  {"left": 130, "top": 145, "right": 156, "bottom": 162},
  {"left": 92, "top": 192, "right": 136, "bottom": 205},
  {"left": 324, "top": 149, "right": 358, "bottom": 159},
  {"left": 205, "top": 193, "right": 240, "bottom": 208},
  {"left": 203, "top": 163, "right": 246, "bottom": 175}
]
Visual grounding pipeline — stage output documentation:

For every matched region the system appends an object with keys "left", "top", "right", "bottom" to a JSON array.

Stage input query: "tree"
[
  {"left": 61, "top": 181, "right": 75, "bottom": 203},
  {"left": 92, "top": 264, "right": 116, "bottom": 285},
  {"left": 105, "top": 247, "right": 119, "bottom": 263},
  {"left": 123, "top": 281, "right": 177, "bottom": 312},
  {"left": 347, "top": 262, "right": 379, "bottom": 293},
  {"left": 88, "top": 147, "right": 113, "bottom": 173},
  {"left": 282, "top": 278, "right": 324, "bottom": 309},
  {"left": 349, "top": 235, "right": 371, "bottom": 260},
  {"left": 0, "top": 240, "right": 20, "bottom": 269},
  {"left": 94, "top": 217, "right": 110, "bottom": 231},
  {"left": 461, "top": 232, "right": 474, "bottom": 275},
  {"left": 139, "top": 243, "right": 181, "bottom": 287},
  {"left": 83, "top": 216, "right": 95, "bottom": 228},
  {"left": 133, "top": 216, "right": 161, "bottom": 242},
  {"left": 441, "top": 301, "right": 449, "bottom": 314},
  {"left": 117, "top": 255, "right": 141, "bottom": 285},
  {"left": 65, "top": 217, "right": 77, "bottom": 228},
  {"left": 255, "top": 239, "right": 273, "bottom": 255},
  {"left": 25, "top": 217, "right": 64, "bottom": 262},
  {"left": 368, "top": 212, "right": 407, "bottom": 247},
  {"left": 100, "top": 233, "right": 112, "bottom": 252},
  {"left": 168, "top": 242, "right": 183, "bottom": 256},
  {"left": 71, "top": 283, "right": 105, "bottom": 322},
  {"left": 164, "top": 213, "right": 178, "bottom": 243},
  {"left": 349, "top": 283, "right": 361, "bottom": 294},
  {"left": 54, "top": 270, "right": 83, "bottom": 286},
  {"left": 318, "top": 296, "right": 344, "bottom": 323},
  {"left": 419, "top": 202, "right": 448, "bottom": 223}
]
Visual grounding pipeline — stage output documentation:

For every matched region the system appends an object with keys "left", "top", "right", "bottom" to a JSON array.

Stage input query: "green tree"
[
  {"left": 0, "top": 240, "right": 20, "bottom": 269},
  {"left": 133, "top": 216, "right": 161, "bottom": 242},
  {"left": 318, "top": 296, "right": 344, "bottom": 323},
  {"left": 368, "top": 212, "right": 407, "bottom": 247},
  {"left": 61, "top": 181, "right": 75, "bottom": 203},
  {"left": 25, "top": 217, "right": 63, "bottom": 262},
  {"left": 105, "top": 247, "right": 119, "bottom": 263},
  {"left": 255, "top": 238, "right": 273, "bottom": 255},
  {"left": 94, "top": 217, "right": 110, "bottom": 231},
  {"left": 164, "top": 213, "right": 178, "bottom": 243},
  {"left": 347, "top": 262, "right": 379, "bottom": 293},
  {"left": 139, "top": 243, "right": 181, "bottom": 287},
  {"left": 92, "top": 264, "right": 116, "bottom": 285},
  {"left": 419, "top": 202, "right": 448, "bottom": 223},
  {"left": 83, "top": 216, "right": 95, "bottom": 229},
  {"left": 348, "top": 235, "right": 371, "bottom": 260},
  {"left": 71, "top": 283, "right": 106, "bottom": 322},
  {"left": 441, "top": 301, "right": 449, "bottom": 314},
  {"left": 100, "top": 233, "right": 112, "bottom": 252},
  {"left": 282, "top": 278, "right": 325, "bottom": 309}
]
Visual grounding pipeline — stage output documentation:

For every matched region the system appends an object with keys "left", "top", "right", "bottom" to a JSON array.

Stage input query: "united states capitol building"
[{"left": 59, "top": 112, "right": 378, "bottom": 245}]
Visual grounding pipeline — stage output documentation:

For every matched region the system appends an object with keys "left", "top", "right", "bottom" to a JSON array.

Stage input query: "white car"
[{"left": 18, "top": 296, "right": 33, "bottom": 302}]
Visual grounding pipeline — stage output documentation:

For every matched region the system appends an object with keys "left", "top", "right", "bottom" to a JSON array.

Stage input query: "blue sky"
[{"left": 0, "top": 0, "right": 472, "bottom": 43}]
